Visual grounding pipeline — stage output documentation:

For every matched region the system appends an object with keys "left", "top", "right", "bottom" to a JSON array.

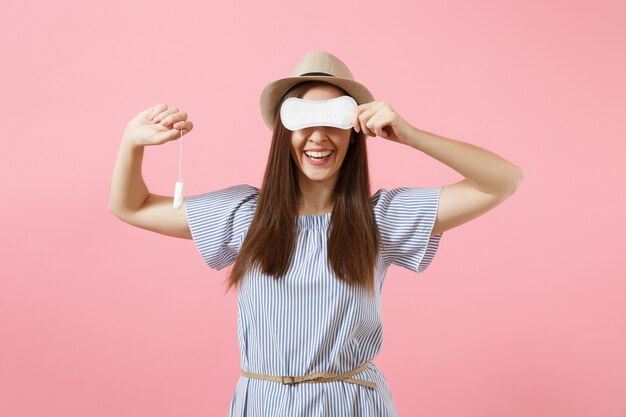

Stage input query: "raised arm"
[
  {"left": 403, "top": 127, "right": 524, "bottom": 236},
  {"left": 107, "top": 104, "right": 194, "bottom": 239},
  {"left": 352, "top": 100, "right": 524, "bottom": 237}
]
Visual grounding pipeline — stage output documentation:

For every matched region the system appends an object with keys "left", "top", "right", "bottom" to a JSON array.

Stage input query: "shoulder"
[
  {"left": 187, "top": 183, "right": 259, "bottom": 204},
  {"left": 213, "top": 183, "right": 259, "bottom": 197},
  {"left": 225, "top": 184, "right": 259, "bottom": 201},
  {"left": 371, "top": 186, "right": 441, "bottom": 208},
  {"left": 185, "top": 184, "right": 260, "bottom": 226},
  {"left": 371, "top": 186, "right": 442, "bottom": 226}
]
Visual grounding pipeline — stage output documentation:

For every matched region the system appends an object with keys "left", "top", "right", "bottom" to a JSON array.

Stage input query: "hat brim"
[{"left": 260, "top": 75, "right": 375, "bottom": 131}]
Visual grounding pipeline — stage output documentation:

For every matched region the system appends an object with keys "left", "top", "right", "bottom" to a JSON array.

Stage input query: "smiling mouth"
[
  {"left": 303, "top": 151, "right": 334, "bottom": 166},
  {"left": 303, "top": 150, "right": 334, "bottom": 160}
]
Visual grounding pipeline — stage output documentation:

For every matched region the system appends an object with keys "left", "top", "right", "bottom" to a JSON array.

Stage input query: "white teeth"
[{"left": 304, "top": 150, "right": 333, "bottom": 158}]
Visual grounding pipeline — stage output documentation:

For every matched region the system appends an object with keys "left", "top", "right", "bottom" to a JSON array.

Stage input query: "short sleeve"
[
  {"left": 372, "top": 186, "right": 444, "bottom": 273},
  {"left": 184, "top": 184, "right": 259, "bottom": 270}
]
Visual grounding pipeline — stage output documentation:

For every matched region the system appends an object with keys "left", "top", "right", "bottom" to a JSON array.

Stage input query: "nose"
[{"left": 307, "top": 127, "right": 330, "bottom": 142}]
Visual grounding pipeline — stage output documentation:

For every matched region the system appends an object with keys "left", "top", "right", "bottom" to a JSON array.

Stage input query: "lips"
[
  {"left": 303, "top": 150, "right": 333, "bottom": 166},
  {"left": 304, "top": 150, "right": 333, "bottom": 157},
  {"left": 303, "top": 148, "right": 334, "bottom": 152}
]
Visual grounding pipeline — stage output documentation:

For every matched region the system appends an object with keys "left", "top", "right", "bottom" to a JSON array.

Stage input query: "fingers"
[
  {"left": 146, "top": 104, "right": 193, "bottom": 137},
  {"left": 358, "top": 106, "right": 379, "bottom": 137},
  {"left": 152, "top": 107, "right": 179, "bottom": 124},
  {"left": 373, "top": 120, "right": 388, "bottom": 138},
  {"left": 148, "top": 104, "right": 168, "bottom": 121},
  {"left": 159, "top": 110, "right": 187, "bottom": 127},
  {"left": 353, "top": 101, "right": 380, "bottom": 137},
  {"left": 364, "top": 110, "right": 386, "bottom": 138},
  {"left": 137, "top": 105, "right": 160, "bottom": 121},
  {"left": 155, "top": 127, "right": 185, "bottom": 143},
  {"left": 149, "top": 104, "right": 184, "bottom": 124},
  {"left": 172, "top": 120, "right": 193, "bottom": 133},
  {"left": 149, "top": 105, "right": 192, "bottom": 132}
]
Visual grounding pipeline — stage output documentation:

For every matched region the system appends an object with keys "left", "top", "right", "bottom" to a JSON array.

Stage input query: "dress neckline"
[{"left": 297, "top": 212, "right": 332, "bottom": 229}]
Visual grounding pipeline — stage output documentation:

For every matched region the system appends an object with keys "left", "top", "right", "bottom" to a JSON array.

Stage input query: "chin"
[
  {"left": 305, "top": 171, "right": 338, "bottom": 182},
  {"left": 304, "top": 174, "right": 329, "bottom": 182}
]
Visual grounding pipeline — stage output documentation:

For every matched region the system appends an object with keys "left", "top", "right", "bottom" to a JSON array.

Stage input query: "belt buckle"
[{"left": 281, "top": 376, "right": 296, "bottom": 385}]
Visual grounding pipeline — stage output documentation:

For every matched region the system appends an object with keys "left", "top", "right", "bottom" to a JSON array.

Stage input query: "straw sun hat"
[{"left": 259, "top": 50, "right": 375, "bottom": 131}]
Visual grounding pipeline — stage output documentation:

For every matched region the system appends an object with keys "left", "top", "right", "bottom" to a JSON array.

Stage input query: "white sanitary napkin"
[{"left": 280, "top": 95, "right": 358, "bottom": 131}]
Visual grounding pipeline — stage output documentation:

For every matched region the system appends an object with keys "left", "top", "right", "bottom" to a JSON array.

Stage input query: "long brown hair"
[{"left": 225, "top": 80, "right": 381, "bottom": 296}]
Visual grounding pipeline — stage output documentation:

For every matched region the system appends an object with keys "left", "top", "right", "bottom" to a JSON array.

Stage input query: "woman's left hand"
[{"left": 352, "top": 100, "right": 416, "bottom": 144}]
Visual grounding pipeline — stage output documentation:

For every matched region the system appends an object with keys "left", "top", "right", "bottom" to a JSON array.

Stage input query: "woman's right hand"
[{"left": 123, "top": 104, "right": 194, "bottom": 147}]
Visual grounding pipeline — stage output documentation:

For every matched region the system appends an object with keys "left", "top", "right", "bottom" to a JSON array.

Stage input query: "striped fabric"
[{"left": 185, "top": 184, "right": 443, "bottom": 417}]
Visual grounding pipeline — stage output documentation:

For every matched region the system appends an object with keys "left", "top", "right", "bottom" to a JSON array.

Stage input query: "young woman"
[{"left": 108, "top": 50, "right": 523, "bottom": 416}]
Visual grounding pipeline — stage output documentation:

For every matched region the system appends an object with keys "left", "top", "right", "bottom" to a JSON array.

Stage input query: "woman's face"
[{"left": 289, "top": 84, "right": 353, "bottom": 186}]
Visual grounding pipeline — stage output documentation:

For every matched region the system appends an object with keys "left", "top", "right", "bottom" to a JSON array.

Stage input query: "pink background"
[{"left": 2, "top": 0, "right": 625, "bottom": 416}]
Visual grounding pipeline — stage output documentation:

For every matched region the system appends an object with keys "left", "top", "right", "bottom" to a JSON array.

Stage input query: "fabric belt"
[{"left": 241, "top": 361, "right": 377, "bottom": 389}]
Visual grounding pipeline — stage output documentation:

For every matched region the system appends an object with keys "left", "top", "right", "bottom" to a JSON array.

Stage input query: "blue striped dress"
[{"left": 185, "top": 184, "right": 443, "bottom": 416}]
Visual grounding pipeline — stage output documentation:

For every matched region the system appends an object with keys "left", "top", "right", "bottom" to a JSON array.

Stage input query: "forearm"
[
  {"left": 403, "top": 127, "right": 524, "bottom": 195},
  {"left": 107, "top": 137, "right": 150, "bottom": 217}
]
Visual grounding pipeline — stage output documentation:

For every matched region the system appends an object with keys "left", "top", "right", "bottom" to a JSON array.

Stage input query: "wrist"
[
  {"left": 122, "top": 134, "right": 143, "bottom": 150},
  {"left": 401, "top": 126, "right": 425, "bottom": 149}
]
